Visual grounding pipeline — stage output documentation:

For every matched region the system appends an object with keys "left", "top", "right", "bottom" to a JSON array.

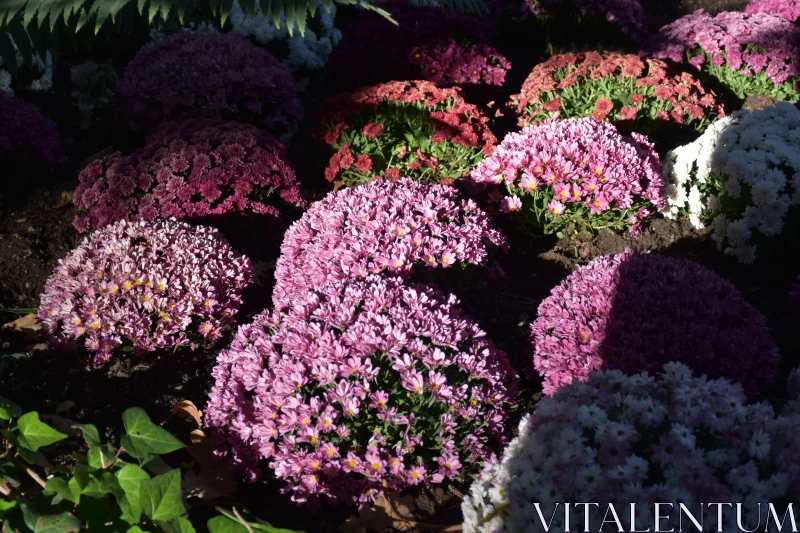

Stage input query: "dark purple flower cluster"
[
  {"left": 0, "top": 91, "right": 67, "bottom": 167},
  {"left": 325, "top": 1, "right": 510, "bottom": 92},
  {"left": 526, "top": 0, "right": 649, "bottom": 42},
  {"left": 272, "top": 178, "right": 506, "bottom": 311},
  {"left": 206, "top": 275, "right": 518, "bottom": 506},
  {"left": 39, "top": 218, "right": 253, "bottom": 364},
  {"left": 73, "top": 120, "right": 304, "bottom": 232},
  {"left": 116, "top": 32, "right": 302, "bottom": 134},
  {"left": 530, "top": 249, "right": 780, "bottom": 397}
]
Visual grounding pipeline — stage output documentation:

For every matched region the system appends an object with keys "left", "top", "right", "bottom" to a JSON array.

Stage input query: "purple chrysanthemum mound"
[
  {"left": 0, "top": 91, "right": 67, "bottom": 167},
  {"left": 73, "top": 120, "right": 305, "bottom": 232},
  {"left": 116, "top": 32, "right": 302, "bottom": 133},
  {"left": 39, "top": 218, "right": 253, "bottom": 364},
  {"left": 526, "top": 0, "right": 649, "bottom": 42},
  {"left": 205, "top": 275, "right": 518, "bottom": 507},
  {"left": 641, "top": 10, "right": 800, "bottom": 99},
  {"left": 272, "top": 178, "right": 507, "bottom": 311},
  {"left": 746, "top": 0, "right": 800, "bottom": 22},
  {"left": 470, "top": 118, "right": 665, "bottom": 236},
  {"left": 531, "top": 249, "right": 780, "bottom": 397}
]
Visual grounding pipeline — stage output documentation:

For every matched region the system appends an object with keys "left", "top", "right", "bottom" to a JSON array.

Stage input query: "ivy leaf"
[
  {"left": 0, "top": 499, "right": 18, "bottom": 518},
  {"left": 208, "top": 516, "right": 250, "bottom": 533},
  {"left": 172, "top": 516, "right": 197, "bottom": 533},
  {"left": 120, "top": 408, "right": 183, "bottom": 459},
  {"left": 73, "top": 465, "right": 112, "bottom": 498},
  {"left": 140, "top": 469, "right": 185, "bottom": 523},
  {"left": 17, "top": 412, "right": 67, "bottom": 452},
  {"left": 0, "top": 396, "right": 21, "bottom": 421},
  {"left": 72, "top": 423, "right": 101, "bottom": 447},
  {"left": 18, "top": 499, "right": 81, "bottom": 533},
  {"left": 114, "top": 463, "right": 150, "bottom": 524},
  {"left": 45, "top": 477, "right": 81, "bottom": 504},
  {"left": 88, "top": 444, "right": 117, "bottom": 469}
]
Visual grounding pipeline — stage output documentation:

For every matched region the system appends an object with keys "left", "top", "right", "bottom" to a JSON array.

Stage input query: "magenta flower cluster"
[
  {"left": 39, "top": 218, "right": 253, "bottom": 364},
  {"left": 0, "top": 91, "right": 67, "bottom": 168},
  {"left": 73, "top": 120, "right": 304, "bottom": 232},
  {"left": 746, "top": 0, "right": 800, "bottom": 22},
  {"left": 272, "top": 178, "right": 506, "bottom": 311},
  {"left": 409, "top": 41, "right": 511, "bottom": 87},
  {"left": 641, "top": 10, "right": 800, "bottom": 100},
  {"left": 469, "top": 118, "right": 665, "bottom": 236},
  {"left": 530, "top": 249, "right": 780, "bottom": 397},
  {"left": 205, "top": 275, "right": 518, "bottom": 507},
  {"left": 526, "top": 0, "right": 649, "bottom": 42},
  {"left": 116, "top": 32, "right": 302, "bottom": 134}
]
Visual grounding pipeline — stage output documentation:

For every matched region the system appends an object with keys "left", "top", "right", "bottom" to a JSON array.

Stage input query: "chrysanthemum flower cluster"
[
  {"left": 530, "top": 249, "right": 780, "bottom": 397},
  {"left": 73, "top": 120, "right": 304, "bottom": 232},
  {"left": 272, "top": 177, "right": 506, "bottom": 310},
  {"left": 469, "top": 118, "right": 665, "bottom": 236},
  {"left": 206, "top": 275, "right": 518, "bottom": 506},
  {"left": 525, "top": 0, "right": 649, "bottom": 42},
  {"left": 317, "top": 80, "right": 496, "bottom": 186},
  {"left": 662, "top": 103, "right": 800, "bottom": 263},
  {"left": 509, "top": 52, "right": 725, "bottom": 139},
  {"left": 642, "top": 10, "right": 800, "bottom": 102},
  {"left": 229, "top": 1, "right": 342, "bottom": 72},
  {"left": 116, "top": 32, "right": 302, "bottom": 134},
  {"left": 746, "top": 0, "right": 800, "bottom": 22},
  {"left": 39, "top": 219, "right": 253, "bottom": 364},
  {"left": 462, "top": 362, "right": 800, "bottom": 533},
  {"left": 0, "top": 91, "right": 67, "bottom": 168},
  {"left": 326, "top": 2, "right": 509, "bottom": 92}
]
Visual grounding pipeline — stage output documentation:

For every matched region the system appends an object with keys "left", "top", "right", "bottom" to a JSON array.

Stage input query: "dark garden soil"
[{"left": 2, "top": 0, "right": 797, "bottom": 530}]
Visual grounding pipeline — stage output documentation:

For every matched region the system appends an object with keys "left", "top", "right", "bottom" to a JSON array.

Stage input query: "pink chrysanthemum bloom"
[
  {"left": 116, "top": 32, "right": 302, "bottom": 134},
  {"left": 205, "top": 275, "right": 518, "bottom": 507},
  {"left": 272, "top": 177, "right": 506, "bottom": 311},
  {"left": 39, "top": 218, "right": 253, "bottom": 364},
  {"left": 0, "top": 91, "right": 67, "bottom": 168},
  {"left": 526, "top": 0, "right": 649, "bottom": 42},
  {"left": 746, "top": 0, "right": 800, "bottom": 22},
  {"left": 530, "top": 249, "right": 780, "bottom": 397},
  {"left": 463, "top": 362, "right": 800, "bottom": 532},
  {"left": 470, "top": 118, "right": 665, "bottom": 236},
  {"left": 641, "top": 9, "right": 800, "bottom": 101},
  {"left": 509, "top": 52, "right": 725, "bottom": 139},
  {"left": 73, "top": 120, "right": 304, "bottom": 232}
]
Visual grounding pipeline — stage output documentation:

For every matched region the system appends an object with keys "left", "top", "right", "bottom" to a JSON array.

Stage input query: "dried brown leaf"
[
  {"left": 190, "top": 429, "right": 206, "bottom": 444},
  {"left": 172, "top": 400, "right": 203, "bottom": 427},
  {"left": 339, "top": 493, "right": 417, "bottom": 532},
  {"left": 3, "top": 314, "right": 42, "bottom": 340}
]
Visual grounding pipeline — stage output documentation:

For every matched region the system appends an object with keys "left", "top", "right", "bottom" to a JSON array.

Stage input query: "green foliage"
[{"left": 0, "top": 400, "right": 303, "bottom": 533}]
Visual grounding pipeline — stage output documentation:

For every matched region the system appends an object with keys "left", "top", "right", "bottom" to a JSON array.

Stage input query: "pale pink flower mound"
[
  {"left": 531, "top": 249, "right": 780, "bottom": 397},
  {"left": 39, "top": 218, "right": 254, "bottom": 364},
  {"left": 272, "top": 178, "right": 506, "bottom": 311},
  {"left": 73, "top": 120, "right": 304, "bottom": 232},
  {"left": 205, "top": 275, "right": 518, "bottom": 507},
  {"left": 746, "top": 0, "right": 800, "bottom": 22}
]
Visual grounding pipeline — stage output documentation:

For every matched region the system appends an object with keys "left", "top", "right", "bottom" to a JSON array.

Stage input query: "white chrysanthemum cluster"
[
  {"left": 662, "top": 103, "right": 800, "bottom": 263},
  {"left": 462, "top": 362, "right": 800, "bottom": 533},
  {"left": 0, "top": 36, "right": 53, "bottom": 96},
  {"left": 229, "top": 1, "right": 341, "bottom": 71}
]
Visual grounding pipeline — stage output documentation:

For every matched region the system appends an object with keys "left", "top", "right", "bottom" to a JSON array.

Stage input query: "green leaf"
[
  {"left": 140, "top": 469, "right": 184, "bottom": 523},
  {"left": 72, "top": 423, "right": 101, "bottom": 446},
  {"left": 0, "top": 499, "right": 18, "bottom": 518},
  {"left": 73, "top": 465, "right": 113, "bottom": 498},
  {"left": 209, "top": 513, "right": 303, "bottom": 533},
  {"left": 7, "top": 20, "right": 32, "bottom": 66},
  {"left": 172, "top": 516, "right": 197, "bottom": 533},
  {"left": 88, "top": 444, "right": 117, "bottom": 469},
  {"left": 218, "top": 0, "right": 232, "bottom": 25},
  {"left": 113, "top": 464, "right": 150, "bottom": 524},
  {"left": 45, "top": 477, "right": 81, "bottom": 504},
  {"left": 0, "top": 396, "right": 22, "bottom": 420},
  {"left": 19, "top": 499, "right": 81, "bottom": 533},
  {"left": 18, "top": 447, "right": 53, "bottom": 469},
  {"left": 0, "top": 31, "right": 18, "bottom": 77},
  {"left": 127, "top": 528, "right": 148, "bottom": 533},
  {"left": 120, "top": 408, "right": 183, "bottom": 459},
  {"left": 17, "top": 412, "right": 67, "bottom": 452}
]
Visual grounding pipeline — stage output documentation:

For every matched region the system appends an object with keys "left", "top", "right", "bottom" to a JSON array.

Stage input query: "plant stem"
[
  {"left": 15, "top": 459, "right": 46, "bottom": 489},
  {"left": 232, "top": 507, "right": 255, "bottom": 533}
]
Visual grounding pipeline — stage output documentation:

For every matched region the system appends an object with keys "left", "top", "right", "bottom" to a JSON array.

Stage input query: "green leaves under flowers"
[
  {"left": 208, "top": 511, "right": 303, "bottom": 533},
  {"left": 0, "top": 396, "right": 22, "bottom": 421},
  {"left": 113, "top": 464, "right": 150, "bottom": 524},
  {"left": 140, "top": 469, "right": 185, "bottom": 522},
  {"left": 16, "top": 412, "right": 67, "bottom": 452},
  {"left": 120, "top": 408, "right": 184, "bottom": 459},
  {"left": 19, "top": 499, "right": 82, "bottom": 533}
]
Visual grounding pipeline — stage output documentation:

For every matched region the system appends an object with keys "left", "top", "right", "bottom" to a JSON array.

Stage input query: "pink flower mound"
[
  {"left": 469, "top": 118, "right": 665, "bottom": 236},
  {"left": 531, "top": 249, "right": 780, "bottom": 397},
  {"left": 39, "top": 218, "right": 253, "bottom": 364},
  {"left": 746, "top": 0, "right": 800, "bottom": 22},
  {"left": 73, "top": 120, "right": 304, "bottom": 232},
  {"left": 527, "top": 0, "right": 649, "bottom": 42},
  {"left": 0, "top": 92, "right": 67, "bottom": 167},
  {"left": 641, "top": 10, "right": 800, "bottom": 98},
  {"left": 272, "top": 178, "right": 506, "bottom": 311},
  {"left": 116, "top": 33, "right": 302, "bottom": 133},
  {"left": 205, "top": 275, "right": 518, "bottom": 507}
]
